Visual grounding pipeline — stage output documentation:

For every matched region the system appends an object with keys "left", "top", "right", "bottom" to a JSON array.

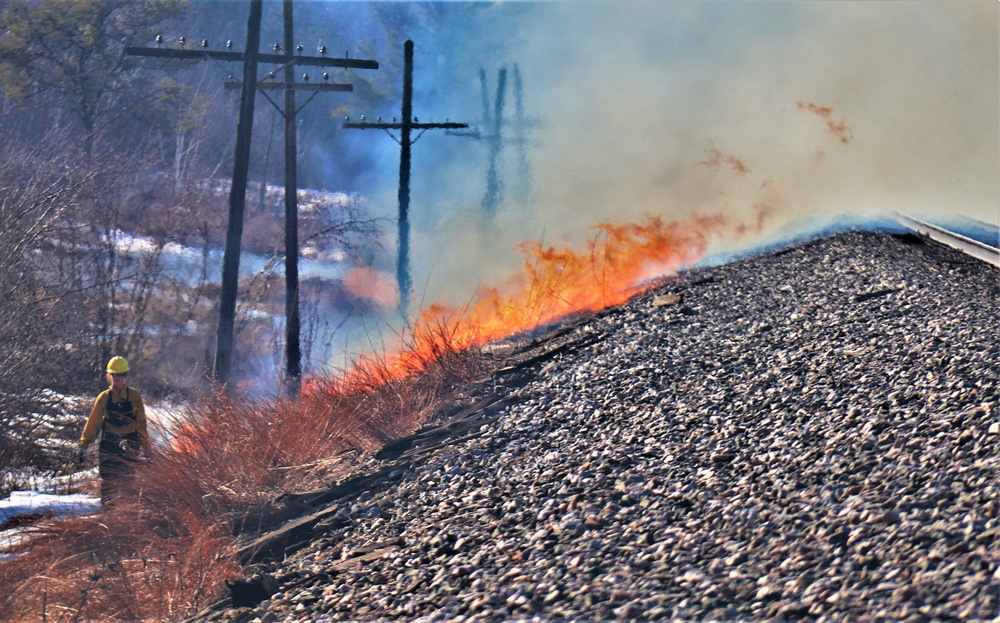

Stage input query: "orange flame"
[{"left": 333, "top": 209, "right": 767, "bottom": 389}]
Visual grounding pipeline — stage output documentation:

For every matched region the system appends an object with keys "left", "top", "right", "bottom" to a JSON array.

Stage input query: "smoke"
[
  {"left": 378, "top": 1, "right": 997, "bottom": 313},
  {"left": 284, "top": 2, "right": 996, "bottom": 368}
]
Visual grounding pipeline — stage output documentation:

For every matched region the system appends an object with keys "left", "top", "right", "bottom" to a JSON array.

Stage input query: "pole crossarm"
[
  {"left": 125, "top": 46, "right": 378, "bottom": 69},
  {"left": 226, "top": 80, "right": 353, "bottom": 92},
  {"left": 344, "top": 121, "right": 468, "bottom": 130}
]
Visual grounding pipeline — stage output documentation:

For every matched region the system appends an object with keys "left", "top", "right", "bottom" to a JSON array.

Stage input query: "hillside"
[{"left": 190, "top": 230, "right": 998, "bottom": 622}]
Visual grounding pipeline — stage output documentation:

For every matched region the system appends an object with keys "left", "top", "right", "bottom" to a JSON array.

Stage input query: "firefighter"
[{"left": 77, "top": 356, "right": 150, "bottom": 507}]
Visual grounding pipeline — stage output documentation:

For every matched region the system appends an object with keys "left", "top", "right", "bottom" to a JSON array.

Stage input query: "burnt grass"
[{"left": 190, "top": 230, "right": 998, "bottom": 622}]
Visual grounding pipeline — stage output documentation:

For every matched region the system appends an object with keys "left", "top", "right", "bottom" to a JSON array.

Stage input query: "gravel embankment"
[{"left": 202, "top": 230, "right": 999, "bottom": 622}]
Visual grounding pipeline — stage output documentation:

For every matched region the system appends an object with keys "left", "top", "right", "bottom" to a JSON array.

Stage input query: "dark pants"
[{"left": 98, "top": 432, "right": 141, "bottom": 507}]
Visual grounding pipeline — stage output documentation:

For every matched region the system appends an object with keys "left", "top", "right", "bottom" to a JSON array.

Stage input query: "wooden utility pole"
[
  {"left": 511, "top": 64, "right": 534, "bottom": 205},
  {"left": 215, "top": 0, "right": 261, "bottom": 387},
  {"left": 126, "top": 1, "right": 377, "bottom": 388},
  {"left": 344, "top": 40, "right": 467, "bottom": 316},
  {"left": 281, "top": 0, "right": 301, "bottom": 398},
  {"left": 482, "top": 67, "right": 506, "bottom": 213},
  {"left": 456, "top": 65, "right": 538, "bottom": 212}
]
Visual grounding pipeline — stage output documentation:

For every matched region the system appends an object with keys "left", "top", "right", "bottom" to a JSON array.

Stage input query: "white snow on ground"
[
  {"left": 0, "top": 490, "right": 98, "bottom": 524},
  {"left": 2, "top": 388, "right": 99, "bottom": 562},
  {"left": 0, "top": 489, "right": 100, "bottom": 562}
]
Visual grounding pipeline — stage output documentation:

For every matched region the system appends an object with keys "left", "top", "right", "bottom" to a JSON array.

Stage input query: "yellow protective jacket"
[{"left": 80, "top": 386, "right": 149, "bottom": 448}]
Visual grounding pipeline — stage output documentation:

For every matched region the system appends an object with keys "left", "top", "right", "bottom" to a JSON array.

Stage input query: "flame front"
[{"left": 342, "top": 209, "right": 764, "bottom": 386}]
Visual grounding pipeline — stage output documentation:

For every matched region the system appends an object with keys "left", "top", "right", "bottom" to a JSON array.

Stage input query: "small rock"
[
  {"left": 756, "top": 584, "right": 782, "bottom": 601},
  {"left": 653, "top": 293, "right": 682, "bottom": 307}
]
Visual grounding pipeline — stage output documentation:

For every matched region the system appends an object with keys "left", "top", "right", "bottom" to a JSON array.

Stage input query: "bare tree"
[
  {"left": 0, "top": 136, "right": 104, "bottom": 482},
  {"left": 0, "top": 0, "right": 190, "bottom": 157}
]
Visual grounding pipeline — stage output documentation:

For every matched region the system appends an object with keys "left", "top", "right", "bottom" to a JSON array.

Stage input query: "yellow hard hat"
[{"left": 107, "top": 356, "right": 130, "bottom": 374}]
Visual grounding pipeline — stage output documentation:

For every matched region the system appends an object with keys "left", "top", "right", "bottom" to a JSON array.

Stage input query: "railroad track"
[{"left": 895, "top": 212, "right": 1000, "bottom": 267}]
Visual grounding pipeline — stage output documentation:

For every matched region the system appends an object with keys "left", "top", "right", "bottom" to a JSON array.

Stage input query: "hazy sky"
[{"left": 356, "top": 1, "right": 996, "bottom": 305}]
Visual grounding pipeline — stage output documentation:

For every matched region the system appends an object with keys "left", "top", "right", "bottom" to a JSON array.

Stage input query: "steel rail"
[{"left": 894, "top": 213, "right": 999, "bottom": 268}]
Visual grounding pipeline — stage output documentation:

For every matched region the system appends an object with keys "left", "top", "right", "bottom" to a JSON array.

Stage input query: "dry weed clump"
[
  {"left": 0, "top": 498, "right": 240, "bottom": 622},
  {"left": 0, "top": 322, "right": 493, "bottom": 622}
]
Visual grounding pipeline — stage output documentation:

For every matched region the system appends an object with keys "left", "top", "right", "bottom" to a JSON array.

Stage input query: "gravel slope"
[{"left": 201, "top": 230, "right": 999, "bottom": 623}]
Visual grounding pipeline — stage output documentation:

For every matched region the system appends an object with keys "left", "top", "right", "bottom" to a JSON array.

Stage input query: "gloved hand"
[{"left": 75, "top": 445, "right": 85, "bottom": 464}]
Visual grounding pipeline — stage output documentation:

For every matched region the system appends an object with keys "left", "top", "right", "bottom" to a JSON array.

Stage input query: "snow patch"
[{"left": 0, "top": 490, "right": 100, "bottom": 562}]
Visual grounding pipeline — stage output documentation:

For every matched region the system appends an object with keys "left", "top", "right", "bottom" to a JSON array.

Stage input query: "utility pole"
[
  {"left": 126, "top": 2, "right": 378, "bottom": 388},
  {"left": 281, "top": 0, "right": 301, "bottom": 398},
  {"left": 482, "top": 67, "right": 506, "bottom": 213},
  {"left": 344, "top": 40, "right": 468, "bottom": 316},
  {"left": 511, "top": 64, "right": 534, "bottom": 205},
  {"left": 452, "top": 65, "right": 538, "bottom": 213},
  {"left": 215, "top": 0, "right": 261, "bottom": 388}
]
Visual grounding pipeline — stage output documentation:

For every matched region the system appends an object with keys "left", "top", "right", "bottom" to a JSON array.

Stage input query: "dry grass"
[
  {"left": 0, "top": 502, "right": 240, "bottom": 622},
  {"left": 0, "top": 323, "right": 492, "bottom": 623}
]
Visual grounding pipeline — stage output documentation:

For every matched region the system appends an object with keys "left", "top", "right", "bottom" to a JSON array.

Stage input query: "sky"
[{"left": 329, "top": 1, "right": 998, "bottom": 311}]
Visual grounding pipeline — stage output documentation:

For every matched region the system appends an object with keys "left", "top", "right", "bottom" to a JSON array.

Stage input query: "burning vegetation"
[{"left": 326, "top": 207, "right": 768, "bottom": 390}]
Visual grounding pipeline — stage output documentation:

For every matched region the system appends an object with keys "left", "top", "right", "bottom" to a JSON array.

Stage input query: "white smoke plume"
[{"left": 385, "top": 2, "right": 997, "bottom": 309}]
